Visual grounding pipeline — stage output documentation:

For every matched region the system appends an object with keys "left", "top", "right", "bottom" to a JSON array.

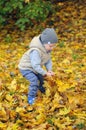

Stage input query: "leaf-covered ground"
[{"left": 0, "top": 0, "right": 86, "bottom": 130}]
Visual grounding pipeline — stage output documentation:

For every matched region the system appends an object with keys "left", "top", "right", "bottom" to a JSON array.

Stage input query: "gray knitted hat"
[{"left": 40, "top": 28, "right": 58, "bottom": 44}]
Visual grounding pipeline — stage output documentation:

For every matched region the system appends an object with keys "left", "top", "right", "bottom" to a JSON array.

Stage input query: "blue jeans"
[{"left": 19, "top": 69, "right": 45, "bottom": 98}]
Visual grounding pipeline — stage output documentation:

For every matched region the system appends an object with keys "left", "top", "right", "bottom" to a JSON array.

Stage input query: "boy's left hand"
[{"left": 48, "top": 71, "right": 55, "bottom": 76}]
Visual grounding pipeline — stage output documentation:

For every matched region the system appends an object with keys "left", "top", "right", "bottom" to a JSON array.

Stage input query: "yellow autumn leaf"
[
  {"left": 0, "top": 107, "right": 7, "bottom": 117},
  {"left": 11, "top": 123, "right": 19, "bottom": 130},
  {"left": 59, "top": 107, "right": 71, "bottom": 115},
  {"left": 7, "top": 127, "right": 12, "bottom": 130},
  {"left": 45, "top": 88, "right": 51, "bottom": 97},
  {"left": 52, "top": 57, "right": 56, "bottom": 61},
  {"left": 35, "top": 102, "right": 45, "bottom": 114},
  {"left": 56, "top": 79, "right": 63, "bottom": 86},
  {"left": 54, "top": 118, "right": 66, "bottom": 129},
  {"left": 74, "top": 112, "right": 86, "bottom": 118},
  {"left": 16, "top": 107, "right": 25, "bottom": 113},
  {"left": 35, "top": 113, "right": 46, "bottom": 125},
  {"left": 62, "top": 59, "right": 70, "bottom": 65},
  {"left": 19, "top": 83, "right": 28, "bottom": 93},
  {"left": 58, "top": 83, "right": 70, "bottom": 92},
  {"left": 9, "top": 78, "right": 17, "bottom": 91},
  {"left": 53, "top": 92, "right": 62, "bottom": 103},
  {"left": 50, "top": 92, "right": 64, "bottom": 111},
  {"left": 0, "top": 122, "right": 7, "bottom": 128},
  {"left": 31, "top": 122, "right": 48, "bottom": 130},
  {"left": 65, "top": 47, "right": 73, "bottom": 54},
  {"left": 64, "top": 69, "right": 73, "bottom": 74},
  {"left": 5, "top": 94, "right": 13, "bottom": 101}
]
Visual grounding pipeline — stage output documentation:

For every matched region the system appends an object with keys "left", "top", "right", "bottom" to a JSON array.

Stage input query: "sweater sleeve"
[
  {"left": 44, "top": 59, "right": 52, "bottom": 71},
  {"left": 29, "top": 50, "right": 47, "bottom": 76}
]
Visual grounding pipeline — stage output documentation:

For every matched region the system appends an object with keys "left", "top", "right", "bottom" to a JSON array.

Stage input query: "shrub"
[{"left": 0, "top": 0, "right": 52, "bottom": 30}]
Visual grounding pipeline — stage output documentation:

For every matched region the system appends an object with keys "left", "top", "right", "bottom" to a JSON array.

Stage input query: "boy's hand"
[
  {"left": 44, "top": 71, "right": 55, "bottom": 77},
  {"left": 48, "top": 71, "right": 55, "bottom": 76}
]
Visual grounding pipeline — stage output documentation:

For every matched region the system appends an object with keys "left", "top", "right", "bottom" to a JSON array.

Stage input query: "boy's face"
[{"left": 44, "top": 43, "right": 56, "bottom": 52}]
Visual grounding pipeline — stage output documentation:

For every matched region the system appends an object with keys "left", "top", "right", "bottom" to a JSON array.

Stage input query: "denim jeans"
[{"left": 19, "top": 69, "right": 44, "bottom": 98}]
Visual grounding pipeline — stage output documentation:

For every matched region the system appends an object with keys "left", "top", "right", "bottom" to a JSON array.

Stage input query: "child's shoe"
[
  {"left": 37, "top": 86, "right": 45, "bottom": 93},
  {"left": 28, "top": 96, "right": 35, "bottom": 105}
]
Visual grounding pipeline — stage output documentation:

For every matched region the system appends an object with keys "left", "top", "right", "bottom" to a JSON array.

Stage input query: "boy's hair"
[{"left": 40, "top": 28, "right": 58, "bottom": 44}]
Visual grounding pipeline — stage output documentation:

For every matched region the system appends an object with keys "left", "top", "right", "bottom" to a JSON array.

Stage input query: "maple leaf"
[
  {"left": 16, "top": 107, "right": 26, "bottom": 113},
  {"left": 8, "top": 78, "right": 17, "bottom": 92},
  {"left": 57, "top": 80, "right": 71, "bottom": 92},
  {"left": 36, "top": 113, "right": 46, "bottom": 125},
  {"left": 0, "top": 122, "right": 7, "bottom": 129},
  {"left": 58, "top": 107, "right": 71, "bottom": 116}
]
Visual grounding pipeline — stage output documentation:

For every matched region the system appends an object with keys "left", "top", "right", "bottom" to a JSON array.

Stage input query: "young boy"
[{"left": 18, "top": 28, "right": 58, "bottom": 105}]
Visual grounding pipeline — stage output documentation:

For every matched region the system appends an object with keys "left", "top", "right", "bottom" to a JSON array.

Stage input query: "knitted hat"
[{"left": 40, "top": 28, "right": 58, "bottom": 44}]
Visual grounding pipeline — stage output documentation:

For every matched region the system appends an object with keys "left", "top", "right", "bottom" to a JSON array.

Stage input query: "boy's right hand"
[{"left": 45, "top": 71, "right": 54, "bottom": 77}]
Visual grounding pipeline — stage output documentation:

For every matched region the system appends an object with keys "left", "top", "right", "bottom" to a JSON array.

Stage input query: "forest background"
[{"left": 0, "top": 0, "right": 86, "bottom": 129}]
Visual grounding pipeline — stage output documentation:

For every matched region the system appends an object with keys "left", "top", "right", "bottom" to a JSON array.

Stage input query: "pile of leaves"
[{"left": 0, "top": 0, "right": 86, "bottom": 129}]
